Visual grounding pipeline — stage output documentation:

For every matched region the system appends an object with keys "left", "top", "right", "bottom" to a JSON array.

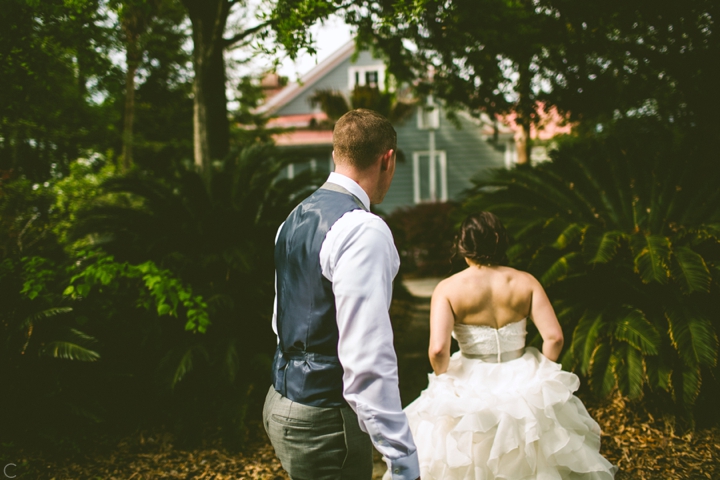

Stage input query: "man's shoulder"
[{"left": 335, "top": 209, "right": 392, "bottom": 236}]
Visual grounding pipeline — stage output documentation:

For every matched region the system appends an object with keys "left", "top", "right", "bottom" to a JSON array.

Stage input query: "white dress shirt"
[{"left": 272, "top": 172, "right": 420, "bottom": 480}]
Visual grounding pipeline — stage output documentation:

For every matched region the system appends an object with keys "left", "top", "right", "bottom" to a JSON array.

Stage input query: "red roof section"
[
  {"left": 267, "top": 112, "right": 328, "bottom": 129},
  {"left": 273, "top": 129, "right": 333, "bottom": 146}
]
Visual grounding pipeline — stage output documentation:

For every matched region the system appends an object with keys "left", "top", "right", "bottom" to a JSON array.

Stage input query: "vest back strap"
[{"left": 319, "top": 182, "right": 369, "bottom": 211}]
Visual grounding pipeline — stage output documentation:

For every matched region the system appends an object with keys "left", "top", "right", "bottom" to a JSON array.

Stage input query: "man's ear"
[{"left": 380, "top": 149, "right": 395, "bottom": 171}]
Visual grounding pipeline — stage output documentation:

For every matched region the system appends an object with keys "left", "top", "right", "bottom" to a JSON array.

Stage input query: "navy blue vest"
[{"left": 272, "top": 183, "right": 367, "bottom": 407}]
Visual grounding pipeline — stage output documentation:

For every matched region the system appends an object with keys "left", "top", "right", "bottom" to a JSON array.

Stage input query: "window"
[
  {"left": 417, "top": 105, "right": 440, "bottom": 130},
  {"left": 348, "top": 66, "right": 385, "bottom": 90},
  {"left": 413, "top": 151, "right": 448, "bottom": 203}
]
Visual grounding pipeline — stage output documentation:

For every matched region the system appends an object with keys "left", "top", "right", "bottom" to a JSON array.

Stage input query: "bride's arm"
[
  {"left": 528, "top": 275, "right": 564, "bottom": 361},
  {"left": 428, "top": 282, "right": 455, "bottom": 375}
]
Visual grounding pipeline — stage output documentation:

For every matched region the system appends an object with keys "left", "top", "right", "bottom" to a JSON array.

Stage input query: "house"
[{"left": 258, "top": 41, "right": 522, "bottom": 213}]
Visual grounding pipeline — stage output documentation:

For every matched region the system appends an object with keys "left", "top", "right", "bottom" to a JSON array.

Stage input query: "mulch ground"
[
  {"left": 7, "top": 396, "right": 718, "bottom": 479},
  {"left": 591, "top": 394, "right": 720, "bottom": 480},
  {"left": 7, "top": 429, "right": 290, "bottom": 480},
  {"left": 7, "top": 294, "right": 719, "bottom": 479}
]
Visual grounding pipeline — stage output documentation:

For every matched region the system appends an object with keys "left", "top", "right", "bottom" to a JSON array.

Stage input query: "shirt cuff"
[{"left": 384, "top": 450, "right": 420, "bottom": 480}]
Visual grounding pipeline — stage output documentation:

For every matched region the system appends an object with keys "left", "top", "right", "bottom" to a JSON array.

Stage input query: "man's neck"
[{"left": 333, "top": 165, "right": 378, "bottom": 204}]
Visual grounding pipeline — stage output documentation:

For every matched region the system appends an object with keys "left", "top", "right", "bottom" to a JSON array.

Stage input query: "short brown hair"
[
  {"left": 333, "top": 109, "right": 397, "bottom": 169},
  {"left": 455, "top": 212, "right": 509, "bottom": 265}
]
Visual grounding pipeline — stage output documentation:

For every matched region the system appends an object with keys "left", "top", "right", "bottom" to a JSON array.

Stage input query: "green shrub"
[
  {"left": 385, "top": 202, "right": 463, "bottom": 278},
  {"left": 463, "top": 119, "right": 720, "bottom": 425}
]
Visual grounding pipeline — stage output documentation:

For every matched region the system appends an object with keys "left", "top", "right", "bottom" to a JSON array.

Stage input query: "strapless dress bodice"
[{"left": 452, "top": 318, "right": 527, "bottom": 359}]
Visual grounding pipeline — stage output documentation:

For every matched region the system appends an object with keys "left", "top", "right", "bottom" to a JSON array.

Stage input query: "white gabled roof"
[{"left": 259, "top": 40, "right": 357, "bottom": 115}]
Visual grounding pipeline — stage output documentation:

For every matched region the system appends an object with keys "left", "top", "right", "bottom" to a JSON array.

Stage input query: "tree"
[
  {"left": 270, "top": 0, "right": 720, "bottom": 154},
  {"left": 0, "top": 0, "right": 116, "bottom": 181},
  {"left": 111, "top": 0, "right": 162, "bottom": 172},
  {"left": 179, "top": 0, "right": 272, "bottom": 184},
  {"left": 463, "top": 118, "right": 720, "bottom": 424},
  {"left": 129, "top": 1, "right": 194, "bottom": 172},
  {"left": 308, "top": 85, "right": 415, "bottom": 123}
]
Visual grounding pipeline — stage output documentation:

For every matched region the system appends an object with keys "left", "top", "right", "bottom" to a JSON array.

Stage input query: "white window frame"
[
  {"left": 348, "top": 65, "right": 386, "bottom": 90},
  {"left": 417, "top": 105, "right": 440, "bottom": 130},
  {"left": 412, "top": 150, "right": 448, "bottom": 204}
]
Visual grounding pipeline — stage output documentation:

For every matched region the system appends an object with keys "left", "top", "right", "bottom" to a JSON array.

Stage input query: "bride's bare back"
[
  {"left": 440, "top": 265, "right": 534, "bottom": 328},
  {"left": 429, "top": 263, "right": 564, "bottom": 373}
]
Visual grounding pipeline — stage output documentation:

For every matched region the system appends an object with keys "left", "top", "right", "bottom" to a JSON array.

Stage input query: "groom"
[{"left": 263, "top": 109, "right": 420, "bottom": 480}]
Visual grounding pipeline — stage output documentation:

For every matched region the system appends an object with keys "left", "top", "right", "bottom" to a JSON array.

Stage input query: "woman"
[{"left": 387, "top": 212, "right": 617, "bottom": 479}]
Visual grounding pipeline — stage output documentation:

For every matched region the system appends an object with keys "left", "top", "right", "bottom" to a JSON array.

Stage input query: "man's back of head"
[{"left": 333, "top": 109, "right": 397, "bottom": 170}]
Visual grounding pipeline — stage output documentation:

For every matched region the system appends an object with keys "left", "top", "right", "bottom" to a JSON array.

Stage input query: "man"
[{"left": 263, "top": 109, "right": 420, "bottom": 480}]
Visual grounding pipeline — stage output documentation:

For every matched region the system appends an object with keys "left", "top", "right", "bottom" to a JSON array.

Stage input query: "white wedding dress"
[{"left": 387, "top": 319, "right": 617, "bottom": 480}]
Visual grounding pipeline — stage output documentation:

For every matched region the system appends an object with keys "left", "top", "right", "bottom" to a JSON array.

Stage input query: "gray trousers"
[{"left": 263, "top": 385, "right": 373, "bottom": 480}]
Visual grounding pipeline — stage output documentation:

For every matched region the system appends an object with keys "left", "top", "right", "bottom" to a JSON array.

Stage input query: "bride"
[{"left": 386, "top": 212, "right": 617, "bottom": 479}]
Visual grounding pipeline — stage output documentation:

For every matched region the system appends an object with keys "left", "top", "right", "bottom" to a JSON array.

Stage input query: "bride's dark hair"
[{"left": 455, "top": 212, "right": 509, "bottom": 266}]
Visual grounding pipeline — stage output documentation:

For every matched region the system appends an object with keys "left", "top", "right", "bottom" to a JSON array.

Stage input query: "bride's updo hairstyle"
[{"left": 456, "top": 211, "right": 509, "bottom": 266}]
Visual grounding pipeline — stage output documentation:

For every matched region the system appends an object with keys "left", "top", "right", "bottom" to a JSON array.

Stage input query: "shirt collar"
[{"left": 326, "top": 172, "right": 371, "bottom": 210}]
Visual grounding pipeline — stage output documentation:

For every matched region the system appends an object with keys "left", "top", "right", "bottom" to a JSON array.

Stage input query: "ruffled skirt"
[{"left": 387, "top": 347, "right": 617, "bottom": 479}]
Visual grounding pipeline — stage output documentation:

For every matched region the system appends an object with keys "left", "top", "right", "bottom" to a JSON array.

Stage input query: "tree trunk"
[
  {"left": 183, "top": 0, "right": 230, "bottom": 183},
  {"left": 515, "top": 60, "right": 533, "bottom": 165},
  {"left": 122, "top": 44, "right": 139, "bottom": 172}
]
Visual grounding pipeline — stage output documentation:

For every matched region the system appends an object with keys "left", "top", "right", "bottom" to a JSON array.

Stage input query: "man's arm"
[
  {"left": 322, "top": 213, "right": 420, "bottom": 480},
  {"left": 271, "top": 222, "right": 284, "bottom": 339}
]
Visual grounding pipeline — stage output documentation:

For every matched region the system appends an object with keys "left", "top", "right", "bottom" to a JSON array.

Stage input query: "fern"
[{"left": 41, "top": 341, "right": 100, "bottom": 362}]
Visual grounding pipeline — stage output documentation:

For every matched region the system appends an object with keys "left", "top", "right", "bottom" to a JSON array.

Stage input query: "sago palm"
[{"left": 463, "top": 119, "right": 720, "bottom": 421}]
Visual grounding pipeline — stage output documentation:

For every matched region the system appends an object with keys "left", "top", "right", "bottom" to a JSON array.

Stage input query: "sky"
[{"left": 274, "top": 15, "right": 353, "bottom": 79}]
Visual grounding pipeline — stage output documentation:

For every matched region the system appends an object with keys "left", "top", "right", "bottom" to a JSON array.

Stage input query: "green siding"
[
  {"left": 379, "top": 110, "right": 505, "bottom": 212},
  {"left": 276, "top": 51, "right": 384, "bottom": 116},
  {"left": 273, "top": 50, "right": 506, "bottom": 212}
]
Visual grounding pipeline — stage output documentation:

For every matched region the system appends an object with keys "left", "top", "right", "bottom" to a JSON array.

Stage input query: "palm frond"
[
  {"left": 224, "top": 339, "right": 240, "bottom": 384},
  {"left": 646, "top": 354, "right": 672, "bottom": 392},
  {"left": 625, "top": 346, "right": 645, "bottom": 399},
  {"left": 40, "top": 341, "right": 100, "bottom": 362},
  {"left": 632, "top": 233, "right": 670, "bottom": 284},
  {"left": 589, "top": 342, "right": 615, "bottom": 397},
  {"left": 563, "top": 311, "right": 598, "bottom": 372},
  {"left": 171, "top": 344, "right": 210, "bottom": 388},
  {"left": 552, "top": 223, "right": 584, "bottom": 250},
  {"left": 614, "top": 308, "right": 660, "bottom": 355},
  {"left": 539, "top": 252, "right": 582, "bottom": 286},
  {"left": 21, "top": 307, "right": 73, "bottom": 329},
  {"left": 613, "top": 343, "right": 646, "bottom": 400},
  {"left": 582, "top": 227, "right": 625, "bottom": 264},
  {"left": 582, "top": 313, "right": 607, "bottom": 375},
  {"left": 674, "top": 364, "right": 702, "bottom": 410},
  {"left": 671, "top": 246, "right": 712, "bottom": 294},
  {"left": 666, "top": 306, "right": 718, "bottom": 368}
]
